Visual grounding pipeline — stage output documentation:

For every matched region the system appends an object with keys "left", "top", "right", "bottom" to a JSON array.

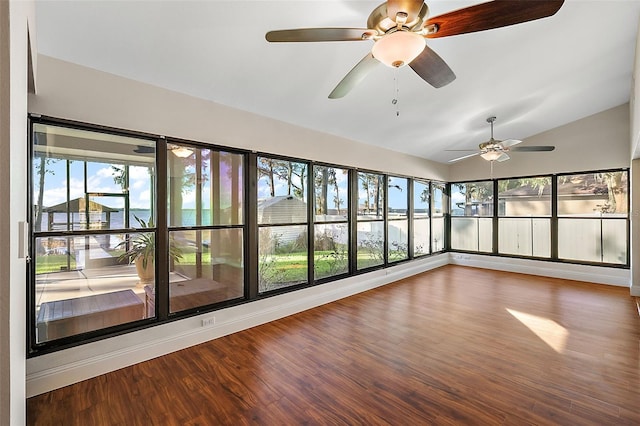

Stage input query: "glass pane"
[
  {"left": 478, "top": 218, "right": 493, "bottom": 252},
  {"left": 414, "top": 181, "right": 429, "bottom": 219},
  {"left": 498, "top": 177, "right": 551, "bottom": 216},
  {"left": 257, "top": 157, "right": 308, "bottom": 225},
  {"left": 388, "top": 176, "right": 408, "bottom": 219},
  {"left": 451, "top": 181, "right": 493, "bottom": 216},
  {"left": 259, "top": 225, "right": 308, "bottom": 292},
  {"left": 314, "top": 223, "right": 349, "bottom": 280},
  {"left": 413, "top": 218, "right": 430, "bottom": 256},
  {"left": 558, "top": 172, "right": 628, "bottom": 217},
  {"left": 168, "top": 146, "right": 244, "bottom": 226},
  {"left": 431, "top": 216, "right": 445, "bottom": 252},
  {"left": 432, "top": 183, "right": 445, "bottom": 217},
  {"left": 313, "top": 166, "right": 349, "bottom": 222},
  {"left": 388, "top": 220, "right": 409, "bottom": 262},
  {"left": 33, "top": 124, "right": 155, "bottom": 233},
  {"left": 451, "top": 217, "right": 492, "bottom": 252},
  {"left": 34, "top": 233, "right": 150, "bottom": 343},
  {"left": 357, "top": 221, "right": 384, "bottom": 269},
  {"left": 499, "top": 218, "right": 550, "bottom": 257},
  {"left": 558, "top": 218, "right": 627, "bottom": 264},
  {"left": 357, "top": 172, "right": 384, "bottom": 220},
  {"left": 602, "top": 220, "right": 627, "bottom": 264},
  {"left": 558, "top": 219, "right": 601, "bottom": 262},
  {"left": 168, "top": 229, "right": 244, "bottom": 314}
]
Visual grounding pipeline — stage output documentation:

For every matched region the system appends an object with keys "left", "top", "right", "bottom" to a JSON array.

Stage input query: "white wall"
[
  {"left": 29, "top": 56, "right": 449, "bottom": 182},
  {"left": 1, "top": 0, "right": 35, "bottom": 424},
  {"left": 631, "top": 17, "right": 640, "bottom": 297},
  {"left": 450, "top": 104, "right": 630, "bottom": 181}
]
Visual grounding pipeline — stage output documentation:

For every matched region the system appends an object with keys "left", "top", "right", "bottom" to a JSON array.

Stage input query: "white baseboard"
[
  {"left": 448, "top": 253, "right": 631, "bottom": 287},
  {"left": 26, "top": 254, "right": 448, "bottom": 397}
]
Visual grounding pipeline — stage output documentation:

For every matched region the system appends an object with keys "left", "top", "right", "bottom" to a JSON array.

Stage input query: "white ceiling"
[{"left": 34, "top": 0, "right": 640, "bottom": 164}]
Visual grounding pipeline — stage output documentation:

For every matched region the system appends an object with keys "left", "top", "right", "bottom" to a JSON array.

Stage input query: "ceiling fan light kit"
[
  {"left": 371, "top": 30, "right": 425, "bottom": 68},
  {"left": 480, "top": 150, "right": 503, "bottom": 162},
  {"left": 265, "top": 1, "right": 564, "bottom": 98}
]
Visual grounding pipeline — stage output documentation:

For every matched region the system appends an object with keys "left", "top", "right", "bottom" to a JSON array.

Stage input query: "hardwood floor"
[{"left": 27, "top": 265, "right": 640, "bottom": 425}]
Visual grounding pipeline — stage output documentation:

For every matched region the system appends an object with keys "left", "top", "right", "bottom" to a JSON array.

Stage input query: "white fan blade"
[
  {"left": 448, "top": 152, "right": 480, "bottom": 163},
  {"left": 501, "top": 139, "right": 522, "bottom": 148},
  {"left": 496, "top": 153, "right": 510, "bottom": 162}
]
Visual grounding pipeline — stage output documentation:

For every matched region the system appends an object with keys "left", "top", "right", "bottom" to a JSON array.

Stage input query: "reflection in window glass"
[
  {"left": 32, "top": 123, "right": 156, "bottom": 343},
  {"left": 314, "top": 224, "right": 349, "bottom": 280},
  {"left": 259, "top": 226, "right": 308, "bottom": 292},
  {"left": 168, "top": 145, "right": 244, "bottom": 227},
  {"left": 498, "top": 177, "right": 551, "bottom": 216},
  {"left": 358, "top": 172, "right": 384, "bottom": 220},
  {"left": 413, "top": 181, "right": 430, "bottom": 256},
  {"left": 167, "top": 229, "right": 244, "bottom": 314},
  {"left": 34, "top": 233, "right": 151, "bottom": 343},
  {"left": 451, "top": 181, "right": 493, "bottom": 216},
  {"left": 357, "top": 221, "right": 384, "bottom": 269},
  {"left": 558, "top": 172, "right": 628, "bottom": 217},
  {"left": 314, "top": 166, "right": 348, "bottom": 222}
]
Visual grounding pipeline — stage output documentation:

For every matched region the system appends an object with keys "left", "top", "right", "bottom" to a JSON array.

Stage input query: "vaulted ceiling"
[{"left": 35, "top": 0, "right": 640, "bottom": 163}]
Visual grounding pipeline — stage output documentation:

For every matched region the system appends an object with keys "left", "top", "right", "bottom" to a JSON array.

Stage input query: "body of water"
[{"left": 37, "top": 209, "right": 210, "bottom": 232}]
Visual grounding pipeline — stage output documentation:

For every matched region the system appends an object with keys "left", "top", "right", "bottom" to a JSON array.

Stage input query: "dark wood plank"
[{"left": 27, "top": 265, "right": 640, "bottom": 425}]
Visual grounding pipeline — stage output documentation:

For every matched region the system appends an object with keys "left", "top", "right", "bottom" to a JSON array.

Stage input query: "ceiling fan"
[
  {"left": 447, "top": 116, "right": 555, "bottom": 163},
  {"left": 265, "top": 0, "right": 564, "bottom": 98}
]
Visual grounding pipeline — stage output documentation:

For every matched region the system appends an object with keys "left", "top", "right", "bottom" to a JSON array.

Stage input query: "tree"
[{"left": 33, "top": 154, "right": 59, "bottom": 232}]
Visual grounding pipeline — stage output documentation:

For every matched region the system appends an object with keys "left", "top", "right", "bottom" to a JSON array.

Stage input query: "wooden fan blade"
[
  {"left": 448, "top": 152, "right": 480, "bottom": 163},
  {"left": 387, "top": 0, "right": 425, "bottom": 23},
  {"left": 329, "top": 53, "right": 379, "bottom": 99},
  {"left": 501, "top": 139, "right": 522, "bottom": 148},
  {"left": 266, "top": 28, "right": 374, "bottom": 42},
  {"left": 511, "top": 146, "right": 555, "bottom": 152},
  {"left": 409, "top": 45, "right": 456, "bottom": 88},
  {"left": 426, "top": 0, "right": 564, "bottom": 39}
]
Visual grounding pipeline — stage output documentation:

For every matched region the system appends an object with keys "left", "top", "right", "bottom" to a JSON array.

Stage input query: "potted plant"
[{"left": 118, "top": 216, "right": 182, "bottom": 286}]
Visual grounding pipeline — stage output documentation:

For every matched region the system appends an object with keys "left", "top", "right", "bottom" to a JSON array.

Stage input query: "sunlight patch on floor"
[{"left": 506, "top": 308, "right": 568, "bottom": 354}]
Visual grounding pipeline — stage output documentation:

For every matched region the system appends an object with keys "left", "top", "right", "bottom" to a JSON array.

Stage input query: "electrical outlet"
[{"left": 201, "top": 317, "right": 216, "bottom": 327}]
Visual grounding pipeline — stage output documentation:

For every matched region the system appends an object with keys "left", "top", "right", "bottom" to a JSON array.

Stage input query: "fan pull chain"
[
  {"left": 490, "top": 160, "right": 494, "bottom": 179},
  {"left": 392, "top": 68, "right": 400, "bottom": 117}
]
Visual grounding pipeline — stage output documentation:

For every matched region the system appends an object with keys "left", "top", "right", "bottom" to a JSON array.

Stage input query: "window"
[
  {"left": 388, "top": 176, "right": 408, "bottom": 262},
  {"left": 257, "top": 157, "right": 309, "bottom": 292},
  {"left": 313, "top": 165, "right": 349, "bottom": 280},
  {"left": 450, "top": 181, "right": 493, "bottom": 252},
  {"left": 498, "top": 177, "right": 551, "bottom": 257},
  {"left": 167, "top": 145, "right": 245, "bottom": 314},
  {"left": 31, "top": 123, "right": 156, "bottom": 343},
  {"left": 357, "top": 172, "right": 385, "bottom": 269},
  {"left": 557, "top": 171, "right": 628, "bottom": 264},
  {"left": 431, "top": 182, "right": 446, "bottom": 252},
  {"left": 413, "top": 180, "right": 430, "bottom": 256}
]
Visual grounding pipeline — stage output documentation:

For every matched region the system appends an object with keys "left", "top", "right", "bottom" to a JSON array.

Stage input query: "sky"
[{"left": 36, "top": 159, "right": 154, "bottom": 210}]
